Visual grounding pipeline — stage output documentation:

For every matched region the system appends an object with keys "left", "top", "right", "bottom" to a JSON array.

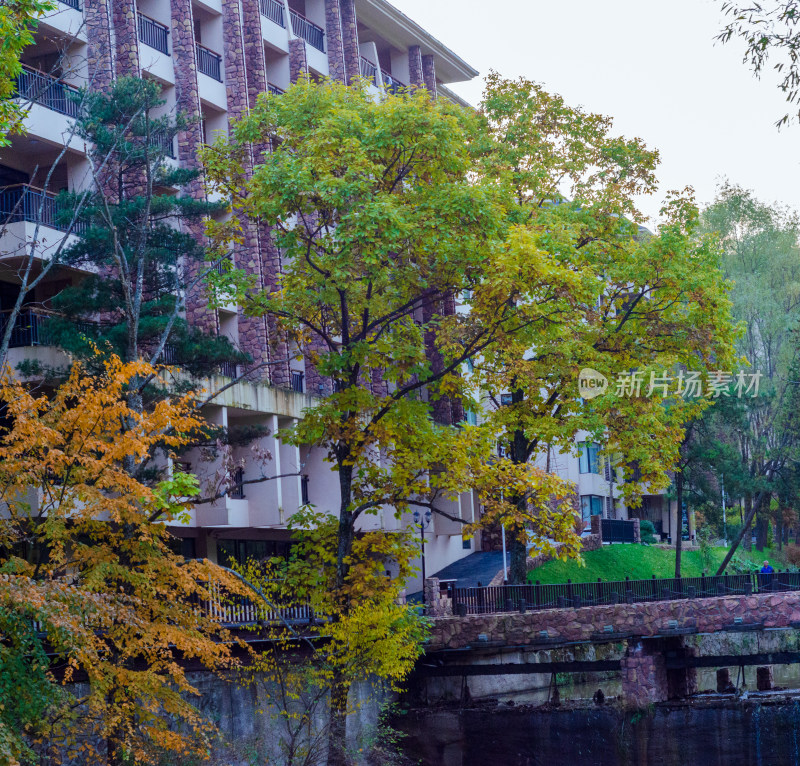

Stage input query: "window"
[
  {"left": 465, "top": 410, "right": 478, "bottom": 426},
  {"left": 578, "top": 441, "right": 601, "bottom": 474},
  {"left": 580, "top": 495, "right": 604, "bottom": 520},
  {"left": 217, "top": 539, "right": 291, "bottom": 567},
  {"left": 500, "top": 393, "right": 514, "bottom": 406},
  {"left": 462, "top": 537, "right": 472, "bottom": 550}
]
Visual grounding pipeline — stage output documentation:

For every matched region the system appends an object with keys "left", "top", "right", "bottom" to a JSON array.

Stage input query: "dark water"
[{"left": 394, "top": 699, "right": 800, "bottom": 766}]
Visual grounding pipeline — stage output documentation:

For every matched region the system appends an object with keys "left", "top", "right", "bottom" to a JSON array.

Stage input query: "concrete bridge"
[{"left": 417, "top": 577, "right": 800, "bottom": 707}]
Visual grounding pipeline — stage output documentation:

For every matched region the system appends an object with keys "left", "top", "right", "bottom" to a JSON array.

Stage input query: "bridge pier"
[{"left": 621, "top": 638, "right": 697, "bottom": 707}]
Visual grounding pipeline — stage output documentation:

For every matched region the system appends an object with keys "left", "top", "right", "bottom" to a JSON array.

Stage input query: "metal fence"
[
  {"left": 381, "top": 70, "right": 405, "bottom": 94},
  {"left": 259, "top": 0, "right": 285, "bottom": 27},
  {"left": 267, "top": 83, "right": 285, "bottom": 96},
  {"left": 15, "top": 66, "right": 80, "bottom": 117},
  {"left": 289, "top": 9, "right": 324, "bottom": 52},
  {"left": 602, "top": 518, "right": 635, "bottom": 543},
  {"left": 360, "top": 56, "right": 378, "bottom": 82},
  {"left": 137, "top": 13, "right": 169, "bottom": 54},
  {"left": 196, "top": 43, "right": 222, "bottom": 81},
  {"left": 0, "top": 184, "right": 84, "bottom": 233},
  {"left": 450, "top": 571, "right": 800, "bottom": 616},
  {"left": 58, "top": 0, "right": 81, "bottom": 9}
]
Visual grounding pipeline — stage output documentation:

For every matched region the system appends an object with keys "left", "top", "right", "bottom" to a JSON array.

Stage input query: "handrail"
[
  {"left": 259, "top": 0, "right": 285, "bottom": 27},
  {"left": 381, "top": 70, "right": 405, "bottom": 94},
  {"left": 359, "top": 56, "right": 378, "bottom": 82},
  {"left": 449, "top": 571, "right": 800, "bottom": 616},
  {"left": 289, "top": 9, "right": 324, "bottom": 52},
  {"left": 15, "top": 65, "right": 81, "bottom": 118},
  {"left": 137, "top": 12, "right": 169, "bottom": 54},
  {"left": 195, "top": 42, "right": 222, "bottom": 81},
  {"left": 0, "top": 183, "right": 85, "bottom": 234}
]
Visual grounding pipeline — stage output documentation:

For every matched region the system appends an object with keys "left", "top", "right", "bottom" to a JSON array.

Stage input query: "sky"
[{"left": 392, "top": 0, "right": 800, "bottom": 227}]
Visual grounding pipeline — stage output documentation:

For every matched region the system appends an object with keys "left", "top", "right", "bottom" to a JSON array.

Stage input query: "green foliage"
[
  {"left": 639, "top": 520, "right": 657, "bottom": 545},
  {"left": 52, "top": 76, "right": 245, "bottom": 374},
  {"left": 0, "top": 0, "right": 55, "bottom": 144}
]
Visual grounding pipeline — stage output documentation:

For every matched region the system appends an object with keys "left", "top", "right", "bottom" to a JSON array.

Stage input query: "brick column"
[
  {"left": 421, "top": 53, "right": 437, "bottom": 98},
  {"left": 408, "top": 45, "right": 423, "bottom": 87},
  {"left": 324, "top": 0, "right": 346, "bottom": 83},
  {"left": 339, "top": 0, "right": 360, "bottom": 84},
  {"left": 171, "top": 0, "right": 217, "bottom": 334},
  {"left": 111, "top": 0, "right": 140, "bottom": 76},
  {"left": 590, "top": 513, "right": 603, "bottom": 542},
  {"left": 621, "top": 640, "right": 668, "bottom": 707},
  {"left": 85, "top": 0, "right": 115, "bottom": 90},
  {"left": 424, "top": 577, "right": 453, "bottom": 617},
  {"left": 289, "top": 37, "right": 308, "bottom": 82}
]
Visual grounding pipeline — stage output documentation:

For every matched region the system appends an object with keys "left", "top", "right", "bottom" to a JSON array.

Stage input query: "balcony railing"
[
  {"left": 0, "top": 184, "right": 84, "bottom": 234},
  {"left": 291, "top": 370, "right": 304, "bottom": 393},
  {"left": 228, "top": 467, "right": 245, "bottom": 499},
  {"left": 289, "top": 10, "right": 324, "bottom": 52},
  {"left": 259, "top": 0, "right": 285, "bottom": 27},
  {"left": 381, "top": 70, "right": 405, "bottom": 95},
  {"left": 137, "top": 13, "right": 169, "bottom": 54},
  {"left": 359, "top": 56, "right": 378, "bottom": 83},
  {"left": 267, "top": 83, "right": 285, "bottom": 96},
  {"left": 15, "top": 66, "right": 80, "bottom": 117},
  {"left": 149, "top": 129, "right": 175, "bottom": 158},
  {"left": 1, "top": 309, "right": 55, "bottom": 348},
  {"left": 196, "top": 43, "right": 222, "bottom": 81},
  {"left": 58, "top": 0, "right": 81, "bottom": 9},
  {"left": 219, "top": 360, "right": 238, "bottom": 378}
]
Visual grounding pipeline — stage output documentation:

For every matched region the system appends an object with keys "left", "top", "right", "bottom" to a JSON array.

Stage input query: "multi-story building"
[{"left": 0, "top": 0, "right": 486, "bottom": 593}]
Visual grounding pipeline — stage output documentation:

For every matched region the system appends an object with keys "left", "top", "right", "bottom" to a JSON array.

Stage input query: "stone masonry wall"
[
  {"left": 408, "top": 45, "right": 423, "bottom": 87},
  {"left": 85, "top": 0, "right": 115, "bottom": 91},
  {"left": 111, "top": 0, "right": 140, "bottom": 77},
  {"left": 339, "top": 0, "right": 359, "bottom": 84},
  {"left": 324, "top": 0, "right": 346, "bottom": 83},
  {"left": 428, "top": 591, "right": 800, "bottom": 651}
]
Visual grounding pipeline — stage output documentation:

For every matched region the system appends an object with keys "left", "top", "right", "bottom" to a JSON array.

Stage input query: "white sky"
[{"left": 392, "top": 0, "right": 800, "bottom": 227}]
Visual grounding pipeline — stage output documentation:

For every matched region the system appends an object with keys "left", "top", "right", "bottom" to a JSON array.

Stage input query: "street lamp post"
[{"left": 413, "top": 509, "right": 432, "bottom": 587}]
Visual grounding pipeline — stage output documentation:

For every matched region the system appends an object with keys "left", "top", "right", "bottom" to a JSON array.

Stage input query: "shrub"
[
  {"left": 785, "top": 544, "right": 800, "bottom": 567},
  {"left": 639, "top": 520, "right": 657, "bottom": 545}
]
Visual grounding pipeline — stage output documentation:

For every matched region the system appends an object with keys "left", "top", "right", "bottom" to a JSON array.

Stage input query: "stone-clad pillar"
[
  {"left": 408, "top": 45, "right": 423, "bottom": 88},
  {"left": 621, "top": 640, "right": 668, "bottom": 707},
  {"left": 421, "top": 53, "right": 437, "bottom": 98},
  {"left": 289, "top": 37, "right": 308, "bottom": 82},
  {"left": 170, "top": 0, "right": 217, "bottom": 334},
  {"left": 241, "top": 0, "right": 269, "bottom": 110},
  {"left": 84, "top": 0, "right": 115, "bottom": 90},
  {"left": 111, "top": 0, "right": 140, "bottom": 77},
  {"left": 339, "top": 0, "right": 359, "bottom": 84},
  {"left": 324, "top": 0, "right": 346, "bottom": 83}
]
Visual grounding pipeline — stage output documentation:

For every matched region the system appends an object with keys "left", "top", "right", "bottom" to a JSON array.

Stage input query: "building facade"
[{"left": 0, "top": 0, "right": 486, "bottom": 593}]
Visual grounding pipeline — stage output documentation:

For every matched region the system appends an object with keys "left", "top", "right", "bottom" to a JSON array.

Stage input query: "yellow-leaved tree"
[{"left": 0, "top": 356, "right": 245, "bottom": 765}]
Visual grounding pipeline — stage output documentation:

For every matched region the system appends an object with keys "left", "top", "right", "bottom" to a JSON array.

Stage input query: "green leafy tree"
[
  {"left": 204, "top": 78, "right": 582, "bottom": 763},
  {"left": 472, "top": 73, "right": 737, "bottom": 581}
]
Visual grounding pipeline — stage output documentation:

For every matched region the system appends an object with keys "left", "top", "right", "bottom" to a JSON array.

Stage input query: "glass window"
[
  {"left": 579, "top": 442, "right": 600, "bottom": 474},
  {"left": 580, "top": 495, "right": 604, "bottom": 520}
]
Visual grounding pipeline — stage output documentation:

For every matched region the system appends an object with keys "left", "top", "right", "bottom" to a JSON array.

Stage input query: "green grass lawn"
[{"left": 527, "top": 543, "right": 778, "bottom": 584}]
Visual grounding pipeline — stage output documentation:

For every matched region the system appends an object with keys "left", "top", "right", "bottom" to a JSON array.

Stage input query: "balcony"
[
  {"left": 58, "top": 0, "right": 81, "bottom": 10},
  {"left": 196, "top": 43, "right": 222, "bottom": 82},
  {"left": 0, "top": 184, "right": 85, "bottom": 234},
  {"left": 259, "top": 0, "right": 285, "bottom": 26},
  {"left": 1, "top": 309, "right": 56, "bottom": 348},
  {"left": 149, "top": 128, "right": 175, "bottom": 158},
  {"left": 137, "top": 13, "right": 169, "bottom": 55},
  {"left": 289, "top": 10, "right": 324, "bottom": 52},
  {"left": 267, "top": 83, "right": 285, "bottom": 95},
  {"left": 291, "top": 370, "right": 304, "bottom": 393},
  {"left": 359, "top": 56, "right": 377, "bottom": 82},
  {"left": 381, "top": 70, "right": 405, "bottom": 95},
  {"left": 15, "top": 66, "right": 80, "bottom": 118}
]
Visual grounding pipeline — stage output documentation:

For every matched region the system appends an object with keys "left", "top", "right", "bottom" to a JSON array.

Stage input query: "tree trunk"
[
  {"left": 743, "top": 493, "right": 752, "bottom": 550},
  {"left": 756, "top": 511, "right": 768, "bottom": 552},
  {"left": 507, "top": 419, "right": 530, "bottom": 584},
  {"left": 716, "top": 490, "right": 768, "bottom": 574},
  {"left": 327, "top": 669, "right": 349, "bottom": 766},
  {"left": 674, "top": 469, "right": 683, "bottom": 579}
]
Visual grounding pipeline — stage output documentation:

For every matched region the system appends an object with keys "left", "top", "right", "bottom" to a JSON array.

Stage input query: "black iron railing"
[
  {"left": 259, "top": 0, "right": 285, "bottom": 26},
  {"left": 58, "top": 0, "right": 82, "bottom": 9},
  {"left": 228, "top": 467, "right": 245, "bottom": 499},
  {"left": 381, "top": 70, "right": 405, "bottom": 94},
  {"left": 291, "top": 370, "right": 304, "bottom": 393},
  {"left": 219, "top": 361, "right": 238, "bottom": 378},
  {"left": 450, "top": 571, "right": 797, "bottom": 616},
  {"left": 196, "top": 43, "right": 222, "bottom": 81},
  {"left": 0, "top": 184, "right": 84, "bottom": 234},
  {"left": 360, "top": 56, "right": 377, "bottom": 82},
  {"left": 267, "top": 83, "right": 285, "bottom": 95},
  {"left": 149, "top": 129, "right": 175, "bottom": 158},
  {"left": 1, "top": 309, "right": 54, "bottom": 348},
  {"left": 602, "top": 518, "right": 636, "bottom": 543},
  {"left": 15, "top": 66, "right": 80, "bottom": 117},
  {"left": 290, "top": 9, "right": 324, "bottom": 52},
  {"left": 137, "top": 13, "right": 169, "bottom": 54}
]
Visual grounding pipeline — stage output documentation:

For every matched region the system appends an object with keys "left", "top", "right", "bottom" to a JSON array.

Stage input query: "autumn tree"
[
  {"left": 204, "top": 78, "right": 581, "bottom": 763},
  {"left": 0, "top": 356, "right": 246, "bottom": 765},
  {"left": 470, "top": 73, "right": 737, "bottom": 581}
]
